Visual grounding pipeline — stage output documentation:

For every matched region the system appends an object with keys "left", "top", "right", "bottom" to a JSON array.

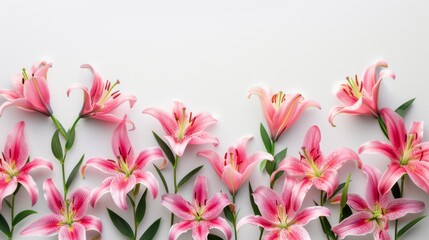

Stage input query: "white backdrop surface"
[{"left": 0, "top": 1, "right": 429, "bottom": 240}]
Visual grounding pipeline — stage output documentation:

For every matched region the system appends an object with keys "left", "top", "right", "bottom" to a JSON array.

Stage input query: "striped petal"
[
  {"left": 20, "top": 214, "right": 62, "bottom": 236},
  {"left": 384, "top": 198, "right": 425, "bottom": 220},
  {"left": 238, "top": 215, "right": 276, "bottom": 231},
  {"left": 90, "top": 177, "right": 113, "bottom": 207},
  {"left": 379, "top": 163, "right": 406, "bottom": 195},
  {"left": 168, "top": 220, "right": 193, "bottom": 240},
  {"left": 332, "top": 211, "right": 375, "bottom": 239},
  {"left": 201, "top": 193, "right": 231, "bottom": 219},
  {"left": 43, "top": 179, "right": 65, "bottom": 214},
  {"left": 17, "top": 174, "right": 38, "bottom": 206},
  {"left": 293, "top": 206, "right": 330, "bottom": 226},
  {"left": 110, "top": 175, "right": 136, "bottom": 210},
  {"left": 161, "top": 194, "right": 194, "bottom": 220},
  {"left": 134, "top": 171, "right": 159, "bottom": 198},
  {"left": 58, "top": 223, "right": 85, "bottom": 240}
]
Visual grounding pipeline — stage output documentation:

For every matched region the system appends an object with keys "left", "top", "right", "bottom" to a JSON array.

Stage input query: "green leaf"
[
  {"left": 378, "top": 116, "right": 389, "bottom": 139},
  {"left": 395, "top": 98, "right": 415, "bottom": 117},
  {"left": 208, "top": 234, "right": 224, "bottom": 240},
  {"left": 391, "top": 182, "right": 401, "bottom": 199},
  {"left": 397, "top": 215, "right": 426, "bottom": 239},
  {"left": 152, "top": 132, "right": 175, "bottom": 166},
  {"left": 260, "top": 123, "right": 272, "bottom": 153},
  {"left": 259, "top": 159, "right": 267, "bottom": 172},
  {"left": 140, "top": 218, "right": 161, "bottom": 240},
  {"left": 341, "top": 204, "right": 353, "bottom": 221},
  {"left": 51, "top": 130, "right": 63, "bottom": 161},
  {"left": 271, "top": 171, "right": 284, "bottom": 185},
  {"left": 223, "top": 206, "right": 234, "bottom": 223},
  {"left": 12, "top": 210, "right": 37, "bottom": 226},
  {"left": 329, "top": 182, "right": 347, "bottom": 200},
  {"left": 136, "top": 189, "right": 148, "bottom": 225},
  {"left": 177, "top": 165, "right": 204, "bottom": 189},
  {"left": 4, "top": 200, "right": 11, "bottom": 209},
  {"left": 107, "top": 208, "right": 134, "bottom": 239},
  {"left": 266, "top": 147, "right": 287, "bottom": 175},
  {"left": 339, "top": 174, "right": 351, "bottom": 221},
  {"left": 0, "top": 214, "right": 10, "bottom": 237},
  {"left": 248, "top": 183, "right": 261, "bottom": 216},
  {"left": 127, "top": 195, "right": 136, "bottom": 208},
  {"left": 66, "top": 154, "right": 85, "bottom": 190},
  {"left": 319, "top": 216, "right": 336, "bottom": 240},
  {"left": 153, "top": 164, "right": 169, "bottom": 193},
  {"left": 65, "top": 127, "right": 76, "bottom": 151}
]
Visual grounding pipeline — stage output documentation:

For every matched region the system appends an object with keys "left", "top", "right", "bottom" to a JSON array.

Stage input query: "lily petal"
[
  {"left": 332, "top": 211, "right": 375, "bottom": 239},
  {"left": 379, "top": 163, "right": 406, "bottom": 195},
  {"left": 90, "top": 177, "right": 113, "bottom": 207},
  {"left": 143, "top": 107, "right": 177, "bottom": 136},
  {"left": 66, "top": 83, "right": 92, "bottom": 115},
  {"left": 69, "top": 187, "right": 91, "bottom": 219},
  {"left": 58, "top": 223, "right": 86, "bottom": 240},
  {"left": 161, "top": 194, "right": 194, "bottom": 220},
  {"left": 221, "top": 164, "right": 242, "bottom": 195},
  {"left": 20, "top": 158, "right": 53, "bottom": 173},
  {"left": 17, "top": 174, "right": 38, "bottom": 206},
  {"left": 134, "top": 147, "right": 164, "bottom": 169},
  {"left": 4, "top": 121, "right": 28, "bottom": 168},
  {"left": 323, "top": 147, "right": 362, "bottom": 171},
  {"left": 206, "top": 218, "right": 232, "bottom": 240},
  {"left": 384, "top": 198, "right": 425, "bottom": 220},
  {"left": 201, "top": 192, "right": 231, "bottom": 219},
  {"left": 23, "top": 76, "right": 52, "bottom": 115},
  {"left": 110, "top": 175, "right": 136, "bottom": 210},
  {"left": 168, "top": 220, "right": 193, "bottom": 240},
  {"left": 134, "top": 170, "right": 159, "bottom": 198},
  {"left": 112, "top": 116, "right": 135, "bottom": 165},
  {"left": 405, "top": 161, "right": 429, "bottom": 194},
  {"left": 0, "top": 177, "right": 18, "bottom": 210},
  {"left": 359, "top": 141, "right": 399, "bottom": 161},
  {"left": 283, "top": 225, "right": 312, "bottom": 240},
  {"left": 20, "top": 214, "right": 62, "bottom": 236},
  {"left": 80, "top": 215, "right": 102, "bottom": 233},
  {"left": 237, "top": 216, "right": 276, "bottom": 231},
  {"left": 193, "top": 176, "right": 208, "bottom": 208},
  {"left": 81, "top": 157, "right": 117, "bottom": 176},
  {"left": 380, "top": 108, "right": 406, "bottom": 150},
  {"left": 43, "top": 179, "right": 64, "bottom": 214},
  {"left": 197, "top": 150, "right": 223, "bottom": 176},
  {"left": 253, "top": 186, "right": 283, "bottom": 222},
  {"left": 293, "top": 206, "right": 330, "bottom": 226}
]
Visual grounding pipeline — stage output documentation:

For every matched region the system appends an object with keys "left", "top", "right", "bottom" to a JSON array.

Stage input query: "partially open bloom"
[
  {"left": 272, "top": 125, "right": 361, "bottom": 197},
  {"left": 248, "top": 86, "right": 320, "bottom": 141},
  {"left": 329, "top": 60, "right": 396, "bottom": 127},
  {"left": 238, "top": 177, "right": 330, "bottom": 240},
  {"left": 331, "top": 165, "right": 425, "bottom": 239},
  {"left": 21, "top": 179, "right": 102, "bottom": 240},
  {"left": 0, "top": 121, "right": 52, "bottom": 209},
  {"left": 81, "top": 116, "right": 163, "bottom": 210},
  {"left": 67, "top": 64, "right": 137, "bottom": 123},
  {"left": 143, "top": 101, "right": 219, "bottom": 156},
  {"left": 0, "top": 61, "right": 53, "bottom": 116},
  {"left": 197, "top": 136, "right": 273, "bottom": 195},
  {"left": 162, "top": 176, "right": 232, "bottom": 240},
  {"left": 359, "top": 108, "right": 429, "bottom": 195}
]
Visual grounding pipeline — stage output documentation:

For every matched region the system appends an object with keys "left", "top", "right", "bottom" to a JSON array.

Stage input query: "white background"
[{"left": 0, "top": 1, "right": 429, "bottom": 239}]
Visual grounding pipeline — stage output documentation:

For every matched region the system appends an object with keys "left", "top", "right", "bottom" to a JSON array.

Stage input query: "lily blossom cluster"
[
  {"left": 329, "top": 60, "right": 396, "bottom": 126},
  {"left": 144, "top": 101, "right": 219, "bottom": 156},
  {"left": 67, "top": 64, "right": 137, "bottom": 123},
  {"left": 359, "top": 108, "right": 429, "bottom": 195},
  {"left": 21, "top": 179, "right": 102, "bottom": 240},
  {"left": 162, "top": 176, "right": 232, "bottom": 240},
  {"left": 248, "top": 86, "right": 320, "bottom": 141},
  {"left": 0, "top": 121, "right": 53, "bottom": 209},
  {"left": 238, "top": 177, "right": 330, "bottom": 239},
  {"left": 273, "top": 125, "right": 362, "bottom": 197},
  {"left": 197, "top": 136, "right": 273, "bottom": 195},
  {"left": 82, "top": 116, "right": 163, "bottom": 210},
  {"left": 0, "top": 61, "right": 53, "bottom": 116},
  {"left": 332, "top": 165, "right": 425, "bottom": 239}
]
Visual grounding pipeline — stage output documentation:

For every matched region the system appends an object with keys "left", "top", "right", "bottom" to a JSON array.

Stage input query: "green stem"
[
  {"left": 71, "top": 116, "right": 81, "bottom": 130},
  {"left": 50, "top": 115, "right": 68, "bottom": 140},
  {"left": 132, "top": 192, "right": 138, "bottom": 240},
  {"left": 269, "top": 141, "right": 276, "bottom": 189},
  {"left": 8, "top": 192, "right": 16, "bottom": 240},
  {"left": 171, "top": 155, "right": 180, "bottom": 226},
  {"left": 320, "top": 190, "right": 324, "bottom": 206},
  {"left": 258, "top": 228, "right": 264, "bottom": 240},
  {"left": 232, "top": 194, "right": 238, "bottom": 240},
  {"left": 395, "top": 176, "right": 406, "bottom": 240}
]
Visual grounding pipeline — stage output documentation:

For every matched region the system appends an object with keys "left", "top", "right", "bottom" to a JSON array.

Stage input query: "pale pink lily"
[
  {"left": 329, "top": 60, "right": 396, "bottom": 127},
  {"left": 331, "top": 165, "right": 425, "bottom": 239},
  {"left": 359, "top": 108, "right": 429, "bottom": 195},
  {"left": 143, "top": 101, "right": 219, "bottom": 156},
  {"left": 248, "top": 86, "right": 320, "bottom": 141},
  {"left": 0, "top": 61, "right": 53, "bottom": 116},
  {"left": 197, "top": 135, "right": 273, "bottom": 195},
  {"left": 21, "top": 179, "right": 102, "bottom": 240},
  {"left": 0, "top": 121, "right": 53, "bottom": 209},
  {"left": 272, "top": 125, "right": 362, "bottom": 197},
  {"left": 238, "top": 177, "right": 330, "bottom": 240},
  {"left": 81, "top": 116, "right": 162, "bottom": 210},
  {"left": 67, "top": 64, "right": 137, "bottom": 123},
  {"left": 162, "top": 176, "right": 232, "bottom": 240}
]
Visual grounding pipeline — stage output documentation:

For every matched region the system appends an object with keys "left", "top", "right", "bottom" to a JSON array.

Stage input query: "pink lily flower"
[
  {"left": 143, "top": 101, "right": 219, "bottom": 156},
  {"left": 0, "top": 121, "right": 53, "bottom": 209},
  {"left": 81, "top": 116, "right": 163, "bottom": 210},
  {"left": 67, "top": 64, "right": 137, "bottom": 123},
  {"left": 238, "top": 177, "right": 330, "bottom": 239},
  {"left": 162, "top": 176, "right": 232, "bottom": 240},
  {"left": 0, "top": 61, "right": 53, "bottom": 116},
  {"left": 329, "top": 60, "right": 396, "bottom": 127},
  {"left": 331, "top": 165, "right": 425, "bottom": 239},
  {"left": 248, "top": 86, "right": 320, "bottom": 141},
  {"left": 272, "top": 125, "right": 362, "bottom": 197},
  {"left": 21, "top": 179, "right": 102, "bottom": 240},
  {"left": 359, "top": 108, "right": 429, "bottom": 195},
  {"left": 197, "top": 135, "right": 273, "bottom": 195}
]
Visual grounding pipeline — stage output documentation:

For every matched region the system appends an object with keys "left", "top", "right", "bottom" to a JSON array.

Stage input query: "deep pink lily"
[
  {"left": 197, "top": 136, "right": 273, "bottom": 195},
  {"left": 0, "top": 121, "right": 53, "bottom": 209},
  {"left": 238, "top": 177, "right": 330, "bottom": 240},
  {"left": 272, "top": 125, "right": 361, "bottom": 197},
  {"left": 67, "top": 64, "right": 137, "bottom": 123},
  {"left": 248, "top": 86, "right": 320, "bottom": 141},
  {"left": 21, "top": 179, "right": 102, "bottom": 240},
  {"left": 359, "top": 108, "right": 429, "bottom": 195},
  {"left": 331, "top": 165, "right": 425, "bottom": 239},
  {"left": 329, "top": 60, "right": 396, "bottom": 127},
  {"left": 162, "top": 176, "right": 232, "bottom": 240},
  {"left": 81, "top": 116, "right": 163, "bottom": 210},
  {"left": 0, "top": 61, "right": 53, "bottom": 116},
  {"left": 143, "top": 101, "right": 219, "bottom": 156}
]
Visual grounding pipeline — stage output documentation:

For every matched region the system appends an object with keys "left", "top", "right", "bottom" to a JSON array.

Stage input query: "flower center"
[
  {"left": 300, "top": 147, "right": 322, "bottom": 178},
  {"left": 99, "top": 80, "right": 121, "bottom": 105},
  {"left": 400, "top": 134, "right": 416, "bottom": 166},
  {"left": 271, "top": 91, "right": 286, "bottom": 110},
  {"left": 193, "top": 193, "right": 207, "bottom": 222},
  {"left": 342, "top": 75, "right": 363, "bottom": 99},
  {"left": 0, "top": 151, "right": 19, "bottom": 181},
  {"left": 119, "top": 157, "right": 133, "bottom": 177},
  {"left": 61, "top": 199, "right": 76, "bottom": 227},
  {"left": 174, "top": 107, "right": 196, "bottom": 141},
  {"left": 370, "top": 203, "right": 385, "bottom": 227},
  {"left": 275, "top": 201, "right": 289, "bottom": 228},
  {"left": 223, "top": 149, "right": 242, "bottom": 171}
]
